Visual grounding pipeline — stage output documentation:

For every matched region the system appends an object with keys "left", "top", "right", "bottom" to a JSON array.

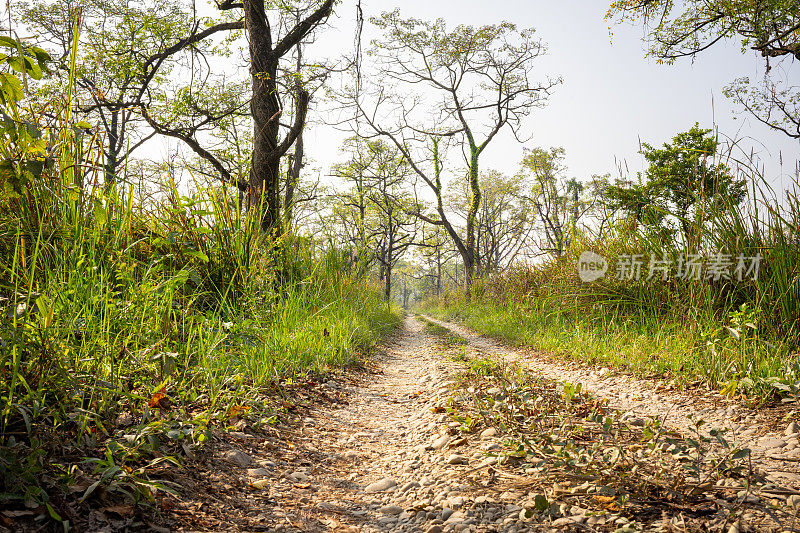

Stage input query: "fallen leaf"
[
  {"left": 228, "top": 404, "right": 251, "bottom": 419},
  {"left": 250, "top": 479, "right": 270, "bottom": 489},
  {"left": 430, "top": 406, "right": 446, "bottom": 413},
  {"left": 148, "top": 387, "right": 173, "bottom": 409},
  {"left": 593, "top": 495, "right": 621, "bottom": 511}
]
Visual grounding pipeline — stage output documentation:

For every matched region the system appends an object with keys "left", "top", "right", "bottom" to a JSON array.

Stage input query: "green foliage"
[
  {"left": 607, "top": 0, "right": 800, "bottom": 63},
  {"left": 416, "top": 316, "right": 467, "bottom": 345},
  {"left": 0, "top": 36, "right": 51, "bottom": 199},
  {"left": 422, "top": 123, "right": 800, "bottom": 402},
  {"left": 605, "top": 124, "right": 746, "bottom": 244}
]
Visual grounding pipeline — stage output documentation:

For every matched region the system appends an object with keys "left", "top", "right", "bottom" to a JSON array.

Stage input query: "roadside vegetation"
[
  {"left": 422, "top": 136, "right": 800, "bottom": 402},
  {"left": 416, "top": 316, "right": 468, "bottom": 345},
  {"left": 441, "top": 351, "right": 782, "bottom": 531},
  {"left": 0, "top": 30, "right": 399, "bottom": 527}
]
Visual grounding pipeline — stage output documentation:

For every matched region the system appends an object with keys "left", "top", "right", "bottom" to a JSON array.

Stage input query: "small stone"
[
  {"left": 480, "top": 427, "right": 498, "bottom": 439},
  {"left": 379, "top": 504, "right": 404, "bottom": 515},
  {"left": 553, "top": 514, "right": 586, "bottom": 526},
  {"left": 445, "top": 510, "right": 468, "bottom": 523},
  {"left": 787, "top": 494, "right": 800, "bottom": 509},
  {"left": 441, "top": 508, "right": 454, "bottom": 521},
  {"left": 425, "top": 526, "right": 443, "bottom": 533},
  {"left": 286, "top": 471, "right": 310, "bottom": 483},
  {"left": 431, "top": 435, "right": 450, "bottom": 450},
  {"left": 446, "top": 454, "right": 467, "bottom": 465},
  {"left": 365, "top": 477, "right": 397, "bottom": 493},
  {"left": 246, "top": 468, "right": 271, "bottom": 477},
  {"left": 736, "top": 491, "right": 760, "bottom": 504},
  {"left": 446, "top": 496, "right": 465, "bottom": 509},
  {"left": 787, "top": 421, "right": 800, "bottom": 436},
  {"left": 400, "top": 481, "right": 420, "bottom": 493},
  {"left": 250, "top": 479, "right": 269, "bottom": 489},
  {"left": 115, "top": 412, "right": 135, "bottom": 427},
  {"left": 222, "top": 449, "right": 252, "bottom": 467},
  {"left": 758, "top": 436, "right": 786, "bottom": 449}
]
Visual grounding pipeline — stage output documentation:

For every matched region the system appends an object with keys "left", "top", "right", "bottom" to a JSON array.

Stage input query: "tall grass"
[
  {"left": 0, "top": 41, "right": 399, "bottom": 518},
  {"left": 424, "top": 152, "right": 800, "bottom": 402}
]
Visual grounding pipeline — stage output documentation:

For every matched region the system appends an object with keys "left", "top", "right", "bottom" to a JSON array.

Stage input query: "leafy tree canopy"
[{"left": 605, "top": 124, "right": 746, "bottom": 243}]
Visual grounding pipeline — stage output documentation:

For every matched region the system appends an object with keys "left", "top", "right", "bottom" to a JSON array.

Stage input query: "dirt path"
[{"left": 163, "top": 316, "right": 800, "bottom": 533}]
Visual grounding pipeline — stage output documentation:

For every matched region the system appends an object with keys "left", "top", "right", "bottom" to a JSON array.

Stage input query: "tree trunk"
[
  {"left": 284, "top": 40, "right": 304, "bottom": 231},
  {"left": 104, "top": 110, "right": 121, "bottom": 190},
  {"left": 384, "top": 264, "right": 392, "bottom": 301},
  {"left": 436, "top": 247, "right": 442, "bottom": 295},
  {"left": 284, "top": 129, "right": 303, "bottom": 229},
  {"left": 245, "top": 1, "right": 282, "bottom": 232},
  {"left": 464, "top": 146, "right": 481, "bottom": 300}
]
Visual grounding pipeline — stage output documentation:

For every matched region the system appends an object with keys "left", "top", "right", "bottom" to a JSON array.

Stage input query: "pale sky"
[
  {"left": 12, "top": 0, "right": 795, "bottom": 193},
  {"left": 304, "top": 0, "right": 799, "bottom": 191}
]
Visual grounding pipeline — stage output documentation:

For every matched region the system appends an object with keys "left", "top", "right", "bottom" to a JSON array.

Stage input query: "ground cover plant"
[
  {"left": 422, "top": 135, "right": 800, "bottom": 404},
  {"left": 442, "top": 352, "right": 797, "bottom": 531}
]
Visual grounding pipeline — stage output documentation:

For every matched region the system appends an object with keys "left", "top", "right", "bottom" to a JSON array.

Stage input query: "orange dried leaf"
[
  {"left": 228, "top": 405, "right": 251, "bottom": 419},
  {"left": 148, "top": 387, "right": 172, "bottom": 409}
]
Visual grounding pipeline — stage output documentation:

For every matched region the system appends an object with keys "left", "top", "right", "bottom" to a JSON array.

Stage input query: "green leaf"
[
  {"left": 0, "top": 36, "right": 19, "bottom": 49},
  {"left": 45, "top": 503, "right": 62, "bottom": 522},
  {"left": 187, "top": 250, "right": 209, "bottom": 263},
  {"left": 732, "top": 448, "right": 750, "bottom": 460},
  {"left": 0, "top": 72, "right": 23, "bottom": 103},
  {"left": 25, "top": 121, "right": 41, "bottom": 139},
  {"left": 533, "top": 493, "right": 549, "bottom": 511},
  {"left": 0, "top": 159, "right": 15, "bottom": 182},
  {"left": 29, "top": 46, "right": 50, "bottom": 71},
  {"left": 93, "top": 202, "right": 108, "bottom": 227}
]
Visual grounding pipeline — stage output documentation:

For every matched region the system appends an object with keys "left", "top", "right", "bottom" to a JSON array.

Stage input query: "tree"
[
  {"left": 607, "top": 0, "right": 800, "bottom": 140},
  {"left": 19, "top": 0, "right": 202, "bottom": 188},
  {"left": 231, "top": 0, "right": 334, "bottom": 232},
  {"left": 415, "top": 225, "right": 454, "bottom": 297},
  {"left": 331, "top": 137, "right": 384, "bottom": 250},
  {"left": 448, "top": 170, "right": 533, "bottom": 275},
  {"left": 24, "top": 0, "right": 336, "bottom": 231},
  {"left": 354, "top": 11, "right": 559, "bottom": 298},
  {"left": 332, "top": 138, "right": 417, "bottom": 301},
  {"left": 519, "top": 147, "right": 591, "bottom": 258},
  {"left": 605, "top": 124, "right": 746, "bottom": 246}
]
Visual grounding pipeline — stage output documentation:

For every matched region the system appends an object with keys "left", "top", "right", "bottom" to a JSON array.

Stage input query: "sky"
[{"left": 302, "top": 0, "right": 799, "bottom": 191}]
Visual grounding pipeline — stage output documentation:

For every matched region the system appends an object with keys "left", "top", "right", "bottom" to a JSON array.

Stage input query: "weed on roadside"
[{"left": 441, "top": 355, "right": 797, "bottom": 531}]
